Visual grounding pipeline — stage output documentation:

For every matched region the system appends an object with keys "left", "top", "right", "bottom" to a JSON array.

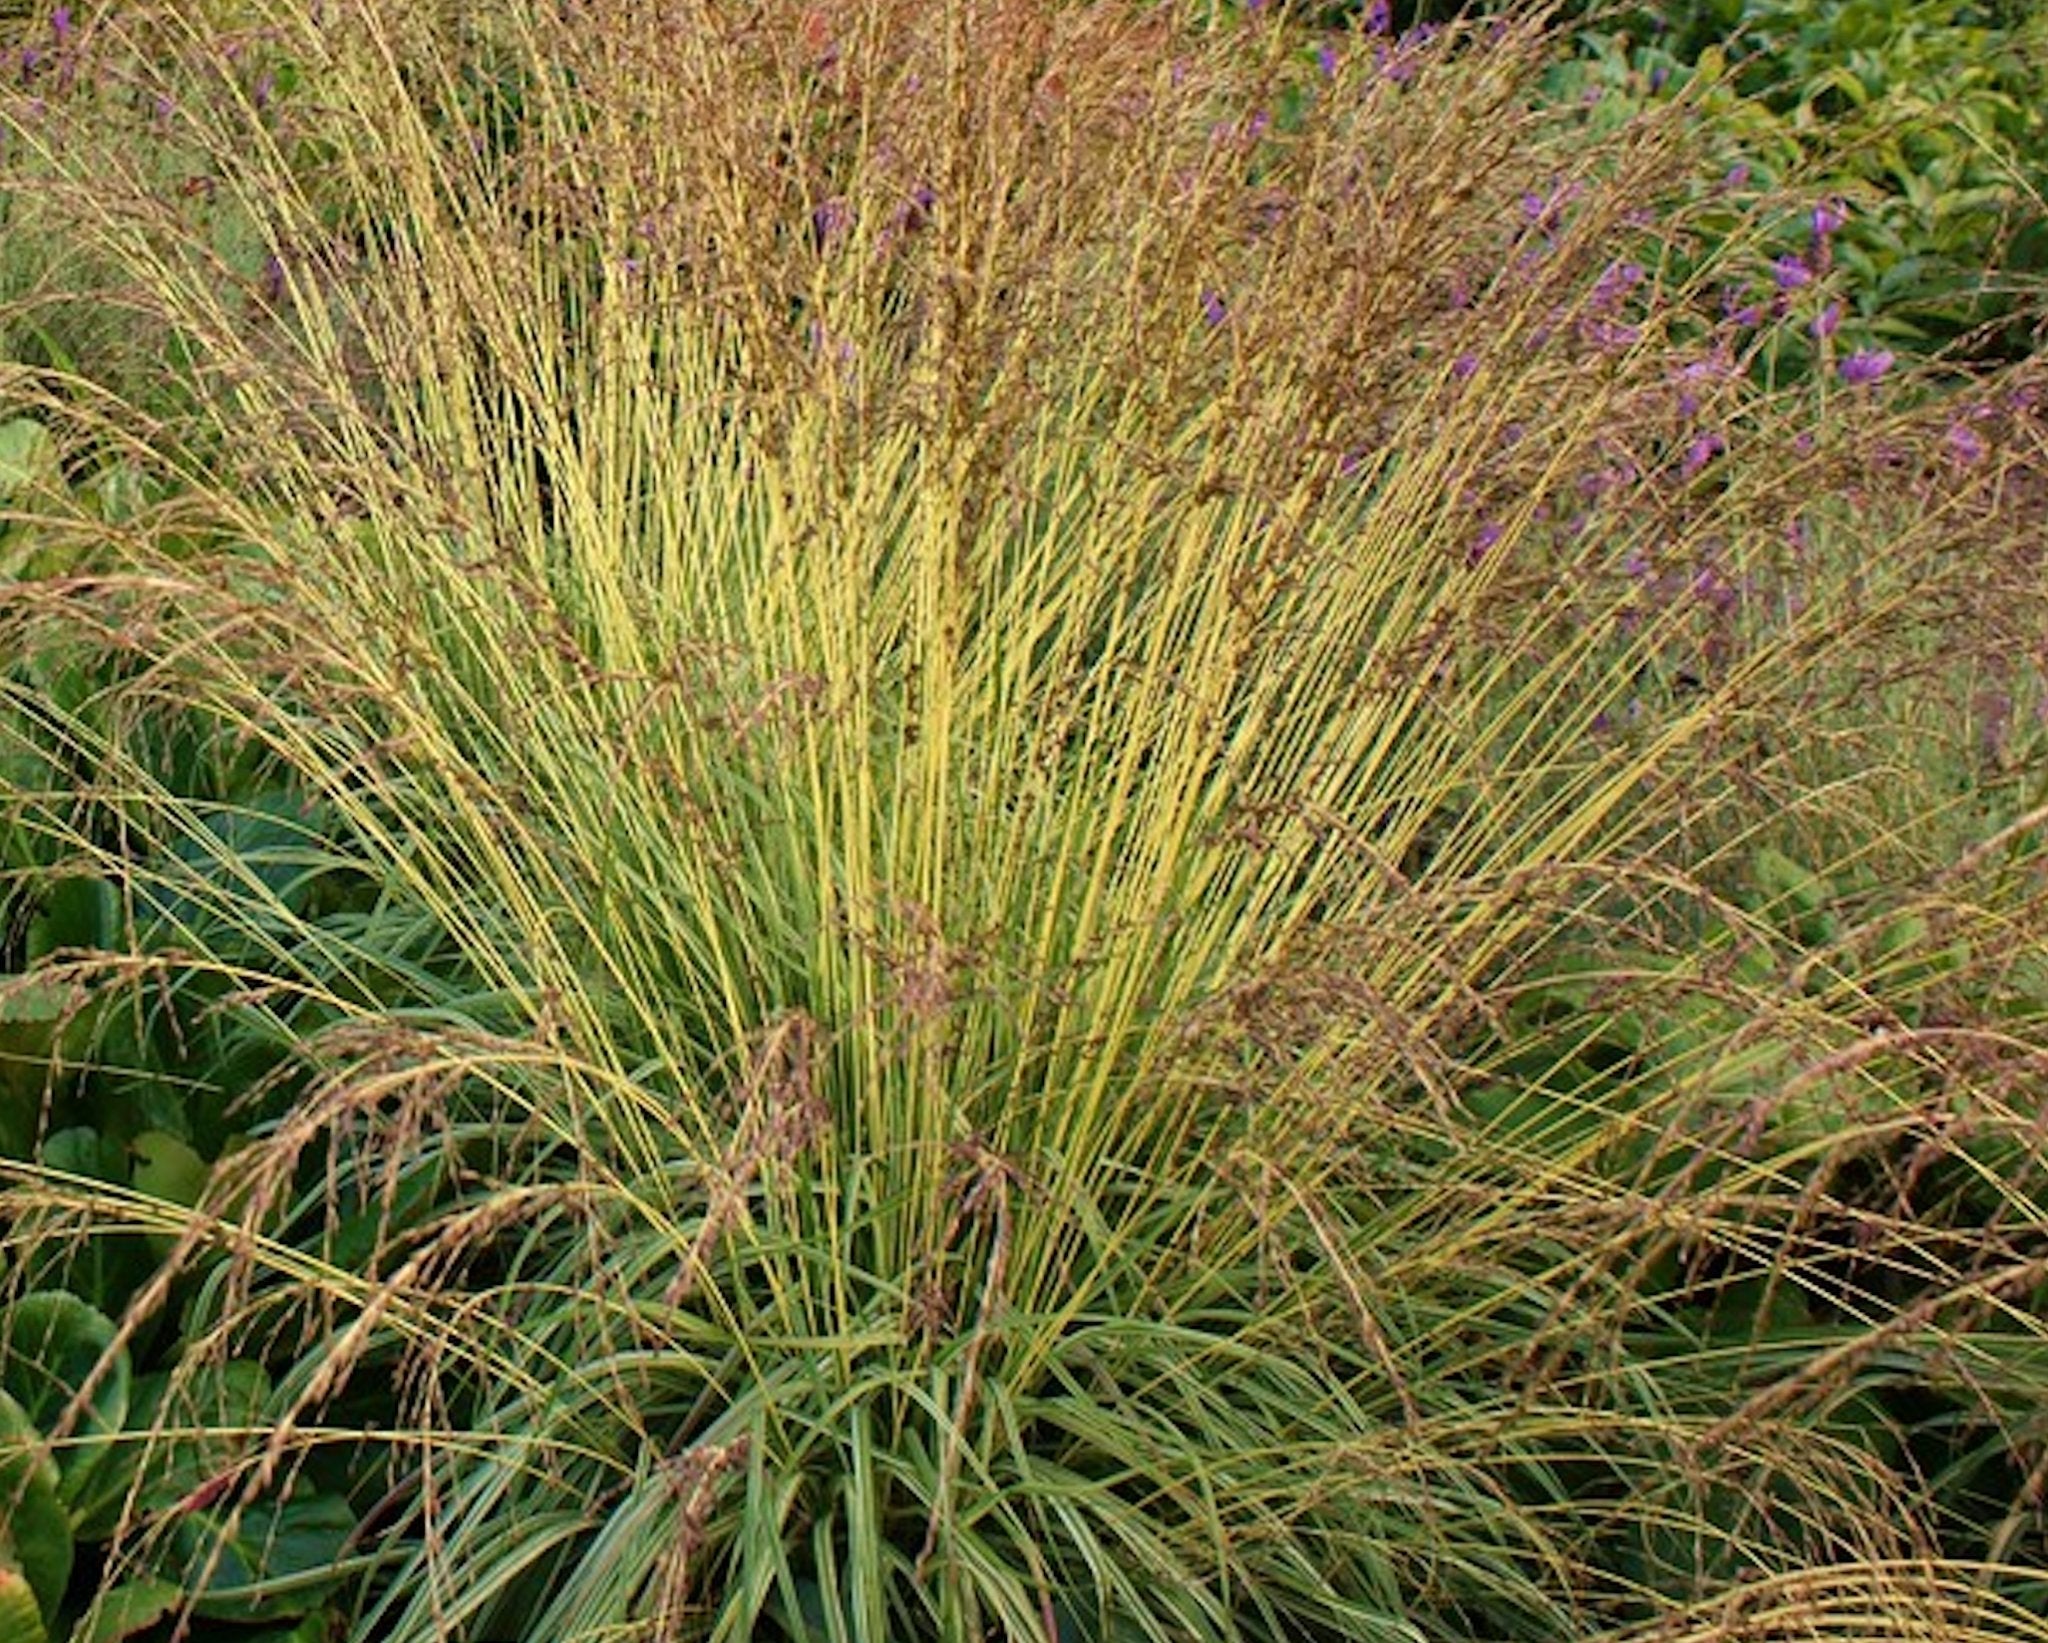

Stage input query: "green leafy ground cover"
[{"left": 0, "top": 3, "right": 2045, "bottom": 1640}]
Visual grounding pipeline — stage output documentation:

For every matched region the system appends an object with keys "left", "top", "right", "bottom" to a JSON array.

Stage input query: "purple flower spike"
[
  {"left": 51, "top": 6, "right": 71, "bottom": 42},
  {"left": 1592, "top": 259, "right": 1645, "bottom": 309},
  {"left": 1772, "top": 253, "right": 1811, "bottom": 290},
  {"left": 1317, "top": 40, "right": 1338, "bottom": 79},
  {"left": 1811, "top": 301, "right": 1841, "bottom": 340},
  {"left": 1681, "top": 433, "right": 1726, "bottom": 478},
  {"left": 1812, "top": 200, "right": 1849, "bottom": 239},
  {"left": 1838, "top": 348, "right": 1893, "bottom": 386},
  {"left": 1365, "top": 0, "right": 1391, "bottom": 34},
  {"left": 1201, "top": 289, "right": 1228, "bottom": 327},
  {"left": 1470, "top": 521, "right": 1504, "bottom": 564},
  {"left": 1946, "top": 423, "right": 1986, "bottom": 466},
  {"left": 811, "top": 197, "right": 852, "bottom": 250},
  {"left": 1719, "top": 284, "right": 1761, "bottom": 328},
  {"left": 1585, "top": 320, "right": 1641, "bottom": 351},
  {"left": 1451, "top": 352, "right": 1479, "bottom": 380},
  {"left": 1721, "top": 163, "right": 1751, "bottom": 191}
]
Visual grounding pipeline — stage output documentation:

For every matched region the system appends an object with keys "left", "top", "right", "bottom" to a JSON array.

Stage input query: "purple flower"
[
  {"left": 1672, "top": 353, "right": 1731, "bottom": 420},
  {"left": 1582, "top": 455, "right": 1639, "bottom": 498},
  {"left": 1721, "top": 163, "right": 1751, "bottom": 191},
  {"left": 1719, "top": 284, "right": 1761, "bottom": 328},
  {"left": 1691, "top": 566, "right": 1738, "bottom": 615},
  {"left": 1592, "top": 259, "right": 1645, "bottom": 308},
  {"left": 1451, "top": 351, "right": 1479, "bottom": 379},
  {"left": 1584, "top": 319, "right": 1642, "bottom": 351},
  {"left": 1364, "top": 0, "right": 1391, "bottom": 34},
  {"left": 1470, "top": 520, "right": 1504, "bottom": 564},
  {"left": 51, "top": 6, "right": 71, "bottom": 42},
  {"left": 1681, "top": 433, "right": 1726, "bottom": 478},
  {"left": 1812, "top": 200, "right": 1849, "bottom": 239},
  {"left": 1811, "top": 301, "right": 1841, "bottom": 340},
  {"left": 811, "top": 197, "right": 852, "bottom": 250},
  {"left": 1838, "top": 348, "right": 1893, "bottom": 387},
  {"left": 1317, "top": 40, "right": 1338, "bottom": 79},
  {"left": 1648, "top": 65, "right": 1669, "bottom": 93},
  {"left": 896, "top": 182, "right": 936, "bottom": 234},
  {"left": 1772, "top": 253, "right": 1811, "bottom": 290},
  {"left": 1201, "top": 289, "right": 1228, "bottom": 327},
  {"left": 1946, "top": 422, "right": 1986, "bottom": 466}
]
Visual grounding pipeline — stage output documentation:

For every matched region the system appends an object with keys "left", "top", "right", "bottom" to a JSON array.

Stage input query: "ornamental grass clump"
[{"left": 2, "top": 2, "right": 2047, "bottom": 1640}]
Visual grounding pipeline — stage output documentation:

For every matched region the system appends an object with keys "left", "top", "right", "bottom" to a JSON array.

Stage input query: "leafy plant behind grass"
[
  {"left": 1535, "top": 0, "right": 2048, "bottom": 365},
  {"left": 2, "top": 2, "right": 2047, "bottom": 1639}
]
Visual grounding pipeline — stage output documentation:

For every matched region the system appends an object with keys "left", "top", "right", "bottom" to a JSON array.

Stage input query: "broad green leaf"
[
  {"left": 0, "top": 1387, "right": 73, "bottom": 1624},
  {"left": 69, "top": 1577, "right": 184, "bottom": 1643},
  {"left": 0, "top": 419, "right": 56, "bottom": 498},
  {"left": 177, "top": 1493, "right": 356, "bottom": 1622},
  {"left": 0, "top": 977, "right": 69, "bottom": 1027},
  {"left": 90, "top": 463, "right": 151, "bottom": 528},
  {"left": 39, "top": 1128, "right": 128, "bottom": 1184},
  {"left": 129, "top": 1131, "right": 210, "bottom": 1210},
  {"left": 0, "top": 1563, "right": 51, "bottom": 1643},
  {"left": 68, "top": 1360, "right": 271, "bottom": 1542},
  {"left": 0, "top": 1292, "right": 130, "bottom": 1503},
  {"left": 0, "top": 976, "right": 72, "bottom": 1104},
  {"left": 25, "top": 877, "right": 121, "bottom": 964}
]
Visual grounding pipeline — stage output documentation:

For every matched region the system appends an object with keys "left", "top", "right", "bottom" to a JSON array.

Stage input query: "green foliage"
[
  {"left": 0, "top": 1385, "right": 73, "bottom": 1632},
  {"left": 1552, "top": 0, "right": 2048, "bottom": 359},
  {"left": 0, "top": 1283, "right": 359, "bottom": 1642}
]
